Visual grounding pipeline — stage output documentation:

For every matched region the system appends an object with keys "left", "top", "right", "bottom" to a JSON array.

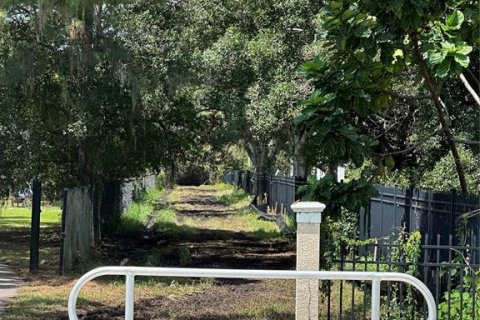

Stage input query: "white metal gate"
[{"left": 68, "top": 267, "right": 437, "bottom": 320}]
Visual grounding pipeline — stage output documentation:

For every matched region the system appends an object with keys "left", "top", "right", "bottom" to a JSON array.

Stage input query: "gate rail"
[{"left": 68, "top": 267, "right": 436, "bottom": 320}]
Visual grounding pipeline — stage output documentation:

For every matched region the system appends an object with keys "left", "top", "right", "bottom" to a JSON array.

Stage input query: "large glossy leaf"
[
  {"left": 440, "top": 41, "right": 456, "bottom": 53},
  {"left": 454, "top": 53, "right": 470, "bottom": 68},
  {"left": 435, "top": 58, "right": 451, "bottom": 78},
  {"left": 455, "top": 42, "right": 473, "bottom": 55},
  {"left": 315, "top": 122, "right": 333, "bottom": 140},
  {"left": 342, "top": 9, "right": 355, "bottom": 21},
  {"left": 299, "top": 91, "right": 336, "bottom": 106},
  {"left": 298, "top": 56, "right": 326, "bottom": 76},
  {"left": 392, "top": 0, "right": 405, "bottom": 17},
  {"left": 426, "top": 49, "right": 446, "bottom": 66},
  {"left": 446, "top": 9, "right": 464, "bottom": 30},
  {"left": 329, "top": 1, "right": 344, "bottom": 10}
]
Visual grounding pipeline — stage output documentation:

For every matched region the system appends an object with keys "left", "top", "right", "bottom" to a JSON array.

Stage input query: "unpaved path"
[
  {"left": 105, "top": 186, "right": 295, "bottom": 270},
  {"left": 171, "top": 186, "right": 295, "bottom": 270},
  {"left": 87, "top": 185, "right": 296, "bottom": 319}
]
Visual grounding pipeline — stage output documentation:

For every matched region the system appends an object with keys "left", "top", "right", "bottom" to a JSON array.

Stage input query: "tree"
[
  {"left": 297, "top": 0, "right": 478, "bottom": 203},
  {"left": 160, "top": 0, "right": 322, "bottom": 179},
  {"left": 0, "top": 1, "right": 206, "bottom": 193}
]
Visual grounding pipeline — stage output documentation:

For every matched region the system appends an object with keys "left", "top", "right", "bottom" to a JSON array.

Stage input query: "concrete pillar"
[{"left": 291, "top": 201, "right": 325, "bottom": 320}]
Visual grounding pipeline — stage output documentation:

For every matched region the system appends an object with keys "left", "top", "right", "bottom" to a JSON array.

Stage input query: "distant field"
[
  {"left": 0, "top": 205, "right": 62, "bottom": 229},
  {"left": 0, "top": 205, "right": 62, "bottom": 275}
]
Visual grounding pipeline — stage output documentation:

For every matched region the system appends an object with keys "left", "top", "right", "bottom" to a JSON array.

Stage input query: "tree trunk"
[
  {"left": 77, "top": 140, "right": 90, "bottom": 185},
  {"left": 293, "top": 128, "right": 309, "bottom": 179},
  {"left": 168, "top": 161, "right": 176, "bottom": 189},
  {"left": 412, "top": 34, "right": 469, "bottom": 195},
  {"left": 245, "top": 141, "right": 269, "bottom": 204}
]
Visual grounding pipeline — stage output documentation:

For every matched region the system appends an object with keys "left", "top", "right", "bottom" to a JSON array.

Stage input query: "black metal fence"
[
  {"left": 360, "top": 185, "right": 480, "bottom": 248},
  {"left": 225, "top": 170, "right": 480, "bottom": 319},
  {"left": 325, "top": 234, "right": 479, "bottom": 319},
  {"left": 224, "top": 170, "right": 305, "bottom": 214}
]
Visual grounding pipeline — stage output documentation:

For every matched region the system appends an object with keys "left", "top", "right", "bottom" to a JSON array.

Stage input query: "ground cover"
[
  {"left": 0, "top": 205, "right": 61, "bottom": 275},
  {"left": 1, "top": 184, "right": 364, "bottom": 319}
]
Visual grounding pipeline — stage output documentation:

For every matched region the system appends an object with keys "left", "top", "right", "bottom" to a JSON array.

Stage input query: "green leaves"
[
  {"left": 445, "top": 9, "right": 464, "bottom": 31},
  {"left": 453, "top": 53, "right": 469, "bottom": 68},
  {"left": 426, "top": 8, "right": 475, "bottom": 77},
  {"left": 392, "top": 0, "right": 404, "bottom": 18},
  {"left": 299, "top": 174, "right": 378, "bottom": 216},
  {"left": 298, "top": 56, "right": 327, "bottom": 77},
  {"left": 435, "top": 59, "right": 451, "bottom": 77},
  {"left": 426, "top": 40, "right": 473, "bottom": 77},
  {"left": 426, "top": 50, "right": 446, "bottom": 65}
]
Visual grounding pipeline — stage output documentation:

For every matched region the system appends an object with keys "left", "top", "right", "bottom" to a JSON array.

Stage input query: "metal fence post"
[
  {"left": 125, "top": 272, "right": 135, "bottom": 320},
  {"left": 29, "top": 179, "right": 42, "bottom": 274},
  {"left": 291, "top": 201, "right": 325, "bottom": 320}
]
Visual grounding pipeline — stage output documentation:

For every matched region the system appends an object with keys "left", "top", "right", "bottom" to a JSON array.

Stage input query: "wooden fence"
[{"left": 60, "top": 186, "right": 96, "bottom": 273}]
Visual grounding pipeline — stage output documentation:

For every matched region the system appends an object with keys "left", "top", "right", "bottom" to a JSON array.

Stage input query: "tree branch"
[
  {"left": 459, "top": 73, "right": 480, "bottom": 107},
  {"left": 411, "top": 33, "right": 468, "bottom": 194},
  {"left": 453, "top": 139, "right": 480, "bottom": 145},
  {"left": 384, "top": 90, "right": 431, "bottom": 101},
  {"left": 371, "top": 127, "right": 443, "bottom": 157}
]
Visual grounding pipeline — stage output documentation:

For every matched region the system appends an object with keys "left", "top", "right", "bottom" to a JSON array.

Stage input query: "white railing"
[{"left": 68, "top": 267, "right": 437, "bottom": 320}]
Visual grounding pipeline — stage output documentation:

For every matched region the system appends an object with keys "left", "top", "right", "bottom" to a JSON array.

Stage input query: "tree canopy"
[
  {"left": 297, "top": 0, "right": 479, "bottom": 211},
  {"left": 0, "top": 0, "right": 478, "bottom": 204}
]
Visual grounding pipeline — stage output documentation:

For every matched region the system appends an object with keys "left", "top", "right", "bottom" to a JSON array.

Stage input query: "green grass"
[
  {"left": 137, "top": 187, "right": 165, "bottom": 204},
  {"left": 0, "top": 204, "right": 62, "bottom": 276},
  {"left": 219, "top": 188, "right": 250, "bottom": 207},
  {"left": 156, "top": 206, "right": 177, "bottom": 224},
  {"left": 198, "top": 183, "right": 232, "bottom": 192},
  {"left": 0, "top": 205, "right": 61, "bottom": 229},
  {"left": 204, "top": 183, "right": 252, "bottom": 209},
  {"left": 281, "top": 212, "right": 297, "bottom": 234},
  {"left": 117, "top": 188, "right": 165, "bottom": 234}
]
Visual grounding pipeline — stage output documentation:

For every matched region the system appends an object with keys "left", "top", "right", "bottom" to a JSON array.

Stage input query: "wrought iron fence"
[
  {"left": 325, "top": 234, "right": 479, "bottom": 320},
  {"left": 225, "top": 170, "right": 480, "bottom": 318}
]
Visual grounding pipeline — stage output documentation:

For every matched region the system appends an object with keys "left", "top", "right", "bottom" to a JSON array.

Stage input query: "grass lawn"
[{"left": 0, "top": 204, "right": 62, "bottom": 275}]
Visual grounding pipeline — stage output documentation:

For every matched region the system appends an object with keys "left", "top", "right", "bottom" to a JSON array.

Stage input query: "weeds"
[{"left": 117, "top": 188, "right": 165, "bottom": 234}]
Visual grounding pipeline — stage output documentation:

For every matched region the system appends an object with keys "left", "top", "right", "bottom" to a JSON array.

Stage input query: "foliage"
[
  {"left": 438, "top": 270, "right": 480, "bottom": 319},
  {"left": 387, "top": 230, "right": 423, "bottom": 319},
  {"left": 280, "top": 212, "right": 297, "bottom": 235},
  {"left": 220, "top": 145, "right": 252, "bottom": 172},
  {"left": 426, "top": 9, "right": 474, "bottom": 78},
  {"left": 346, "top": 144, "right": 480, "bottom": 193},
  {"left": 162, "top": 0, "right": 323, "bottom": 176},
  {"left": 117, "top": 188, "right": 164, "bottom": 234},
  {"left": 299, "top": 174, "right": 377, "bottom": 217},
  {"left": 420, "top": 145, "right": 480, "bottom": 193},
  {"left": 219, "top": 189, "right": 250, "bottom": 208},
  {"left": 296, "top": 0, "right": 479, "bottom": 204}
]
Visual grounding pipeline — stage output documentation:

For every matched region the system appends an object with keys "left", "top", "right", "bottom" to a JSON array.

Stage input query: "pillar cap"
[{"left": 291, "top": 201, "right": 326, "bottom": 214}]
